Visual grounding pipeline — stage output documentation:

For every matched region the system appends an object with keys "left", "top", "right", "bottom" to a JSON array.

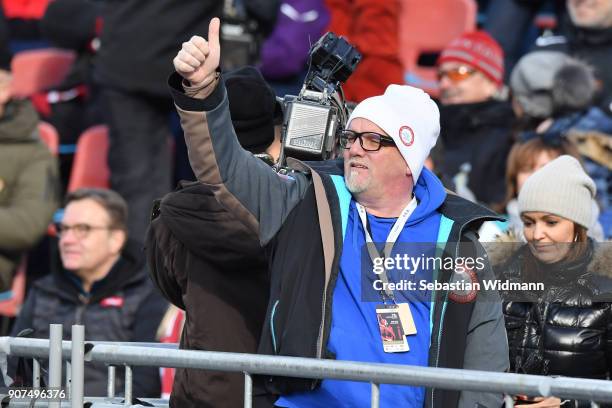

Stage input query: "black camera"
[{"left": 277, "top": 32, "right": 361, "bottom": 165}]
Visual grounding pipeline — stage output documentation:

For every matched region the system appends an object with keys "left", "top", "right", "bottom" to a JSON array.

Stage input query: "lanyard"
[{"left": 356, "top": 197, "right": 417, "bottom": 303}]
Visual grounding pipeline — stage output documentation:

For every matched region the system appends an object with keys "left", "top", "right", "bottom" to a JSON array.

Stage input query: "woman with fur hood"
[{"left": 492, "top": 155, "right": 612, "bottom": 407}]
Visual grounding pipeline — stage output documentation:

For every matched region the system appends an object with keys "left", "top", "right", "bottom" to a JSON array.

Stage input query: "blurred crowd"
[{"left": 0, "top": 0, "right": 610, "bottom": 406}]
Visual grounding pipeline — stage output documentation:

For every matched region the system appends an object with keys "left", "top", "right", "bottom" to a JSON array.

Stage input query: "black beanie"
[
  {"left": 41, "top": 0, "right": 102, "bottom": 51},
  {"left": 225, "top": 66, "right": 278, "bottom": 154}
]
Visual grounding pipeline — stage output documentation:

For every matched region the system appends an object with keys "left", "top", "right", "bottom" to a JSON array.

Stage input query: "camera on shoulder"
[{"left": 277, "top": 32, "right": 362, "bottom": 166}]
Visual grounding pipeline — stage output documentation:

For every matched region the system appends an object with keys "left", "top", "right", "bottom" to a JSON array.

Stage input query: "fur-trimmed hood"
[{"left": 485, "top": 239, "right": 612, "bottom": 278}]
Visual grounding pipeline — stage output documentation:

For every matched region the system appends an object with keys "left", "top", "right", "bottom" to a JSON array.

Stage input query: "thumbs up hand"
[{"left": 173, "top": 17, "right": 221, "bottom": 87}]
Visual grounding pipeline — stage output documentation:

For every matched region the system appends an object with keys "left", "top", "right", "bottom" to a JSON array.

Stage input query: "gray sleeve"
[
  {"left": 458, "top": 267, "right": 510, "bottom": 408},
  {"left": 169, "top": 73, "right": 311, "bottom": 246}
]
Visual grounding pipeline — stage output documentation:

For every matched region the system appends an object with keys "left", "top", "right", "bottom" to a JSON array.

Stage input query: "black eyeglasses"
[
  {"left": 55, "top": 223, "right": 115, "bottom": 239},
  {"left": 338, "top": 129, "right": 396, "bottom": 152}
]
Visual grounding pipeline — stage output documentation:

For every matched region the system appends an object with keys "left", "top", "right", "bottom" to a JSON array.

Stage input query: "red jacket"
[{"left": 325, "top": 0, "right": 403, "bottom": 102}]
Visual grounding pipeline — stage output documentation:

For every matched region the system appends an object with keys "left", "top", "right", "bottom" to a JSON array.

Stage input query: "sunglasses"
[{"left": 437, "top": 66, "right": 477, "bottom": 83}]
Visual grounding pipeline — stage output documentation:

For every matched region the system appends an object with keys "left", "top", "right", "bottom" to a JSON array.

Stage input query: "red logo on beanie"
[{"left": 398, "top": 126, "right": 414, "bottom": 147}]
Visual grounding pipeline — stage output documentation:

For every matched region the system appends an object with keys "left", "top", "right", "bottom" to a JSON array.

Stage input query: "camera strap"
[{"left": 356, "top": 198, "right": 417, "bottom": 304}]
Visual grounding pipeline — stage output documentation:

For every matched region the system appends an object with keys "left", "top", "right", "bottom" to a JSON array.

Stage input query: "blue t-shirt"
[{"left": 277, "top": 169, "right": 446, "bottom": 408}]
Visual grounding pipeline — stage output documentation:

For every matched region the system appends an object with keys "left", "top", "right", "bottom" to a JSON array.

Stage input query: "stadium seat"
[
  {"left": 159, "top": 307, "right": 184, "bottom": 398},
  {"left": 0, "top": 258, "right": 27, "bottom": 318},
  {"left": 38, "top": 121, "right": 59, "bottom": 155},
  {"left": 37, "top": 122, "right": 60, "bottom": 235},
  {"left": 67, "top": 125, "right": 110, "bottom": 192},
  {"left": 535, "top": 13, "right": 557, "bottom": 31},
  {"left": 10, "top": 48, "right": 76, "bottom": 97},
  {"left": 400, "top": 0, "right": 477, "bottom": 96},
  {"left": 2, "top": 0, "right": 50, "bottom": 20}
]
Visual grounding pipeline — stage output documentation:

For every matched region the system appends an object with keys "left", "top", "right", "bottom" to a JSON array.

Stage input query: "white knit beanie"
[
  {"left": 518, "top": 155, "right": 596, "bottom": 229},
  {"left": 347, "top": 84, "right": 440, "bottom": 183}
]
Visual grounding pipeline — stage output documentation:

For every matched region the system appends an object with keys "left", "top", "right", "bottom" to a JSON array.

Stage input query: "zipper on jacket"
[
  {"left": 270, "top": 300, "right": 280, "bottom": 354},
  {"left": 429, "top": 220, "right": 496, "bottom": 406},
  {"left": 430, "top": 292, "right": 448, "bottom": 408},
  {"left": 312, "top": 274, "right": 332, "bottom": 391},
  {"left": 315, "top": 284, "right": 329, "bottom": 360}
]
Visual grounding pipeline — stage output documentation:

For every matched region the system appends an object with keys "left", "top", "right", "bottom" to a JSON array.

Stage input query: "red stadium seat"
[
  {"left": 10, "top": 48, "right": 76, "bottom": 97},
  {"left": 38, "top": 121, "right": 59, "bottom": 155},
  {"left": 2, "top": 0, "right": 50, "bottom": 19},
  {"left": 37, "top": 121, "right": 61, "bottom": 235},
  {"left": 400, "top": 0, "right": 477, "bottom": 97},
  {"left": 535, "top": 13, "right": 557, "bottom": 31},
  {"left": 159, "top": 307, "right": 184, "bottom": 398},
  {"left": 0, "top": 258, "right": 27, "bottom": 317},
  {"left": 67, "top": 125, "right": 110, "bottom": 192}
]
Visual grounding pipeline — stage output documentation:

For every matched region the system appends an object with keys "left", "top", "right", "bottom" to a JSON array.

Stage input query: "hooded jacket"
[
  {"left": 537, "top": 23, "right": 612, "bottom": 116},
  {"left": 439, "top": 99, "right": 515, "bottom": 210},
  {"left": 492, "top": 240, "right": 612, "bottom": 406},
  {"left": 10, "top": 241, "right": 168, "bottom": 397},
  {"left": 167, "top": 73, "right": 510, "bottom": 408},
  {"left": 0, "top": 100, "right": 59, "bottom": 293},
  {"left": 146, "top": 180, "right": 270, "bottom": 408}
]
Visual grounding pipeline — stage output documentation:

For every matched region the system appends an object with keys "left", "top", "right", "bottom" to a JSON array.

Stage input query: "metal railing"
[{"left": 1, "top": 324, "right": 611, "bottom": 407}]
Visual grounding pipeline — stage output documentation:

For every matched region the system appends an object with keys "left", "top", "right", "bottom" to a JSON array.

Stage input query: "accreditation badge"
[
  {"left": 397, "top": 303, "right": 417, "bottom": 335},
  {"left": 376, "top": 305, "right": 409, "bottom": 353}
]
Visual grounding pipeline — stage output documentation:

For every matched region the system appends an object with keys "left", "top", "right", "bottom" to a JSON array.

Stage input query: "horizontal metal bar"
[
  {"left": 0, "top": 397, "right": 170, "bottom": 407},
  {"left": 85, "top": 341, "right": 178, "bottom": 349},
  {"left": 3, "top": 337, "right": 612, "bottom": 403},
  {"left": 82, "top": 344, "right": 612, "bottom": 403},
  {"left": 0, "top": 338, "right": 177, "bottom": 359}
]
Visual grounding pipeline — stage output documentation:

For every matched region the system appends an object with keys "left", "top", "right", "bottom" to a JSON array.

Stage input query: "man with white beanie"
[{"left": 165, "top": 19, "right": 509, "bottom": 408}]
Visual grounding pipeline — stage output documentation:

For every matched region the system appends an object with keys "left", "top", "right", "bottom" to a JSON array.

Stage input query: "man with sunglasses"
[
  {"left": 10, "top": 188, "right": 168, "bottom": 398},
  {"left": 169, "top": 18, "right": 508, "bottom": 408},
  {"left": 436, "top": 31, "right": 515, "bottom": 212}
]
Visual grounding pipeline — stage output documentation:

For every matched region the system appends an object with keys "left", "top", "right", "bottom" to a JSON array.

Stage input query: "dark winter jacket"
[
  {"left": 439, "top": 99, "right": 515, "bottom": 210},
  {"left": 537, "top": 23, "right": 612, "bottom": 116},
  {"left": 10, "top": 241, "right": 168, "bottom": 398},
  {"left": 95, "top": 0, "right": 223, "bottom": 96},
  {"left": 168, "top": 73, "right": 510, "bottom": 408},
  {"left": 146, "top": 180, "right": 270, "bottom": 408},
  {"left": 41, "top": 0, "right": 104, "bottom": 91},
  {"left": 95, "top": 0, "right": 279, "bottom": 96},
  {"left": 0, "top": 100, "right": 59, "bottom": 293},
  {"left": 495, "top": 241, "right": 612, "bottom": 405}
]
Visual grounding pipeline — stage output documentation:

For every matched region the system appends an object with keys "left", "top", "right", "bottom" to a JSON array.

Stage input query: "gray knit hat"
[
  {"left": 518, "top": 155, "right": 596, "bottom": 229},
  {"left": 510, "top": 51, "right": 571, "bottom": 119}
]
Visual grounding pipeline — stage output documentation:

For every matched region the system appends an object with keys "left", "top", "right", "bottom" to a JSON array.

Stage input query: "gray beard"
[{"left": 345, "top": 171, "right": 369, "bottom": 194}]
